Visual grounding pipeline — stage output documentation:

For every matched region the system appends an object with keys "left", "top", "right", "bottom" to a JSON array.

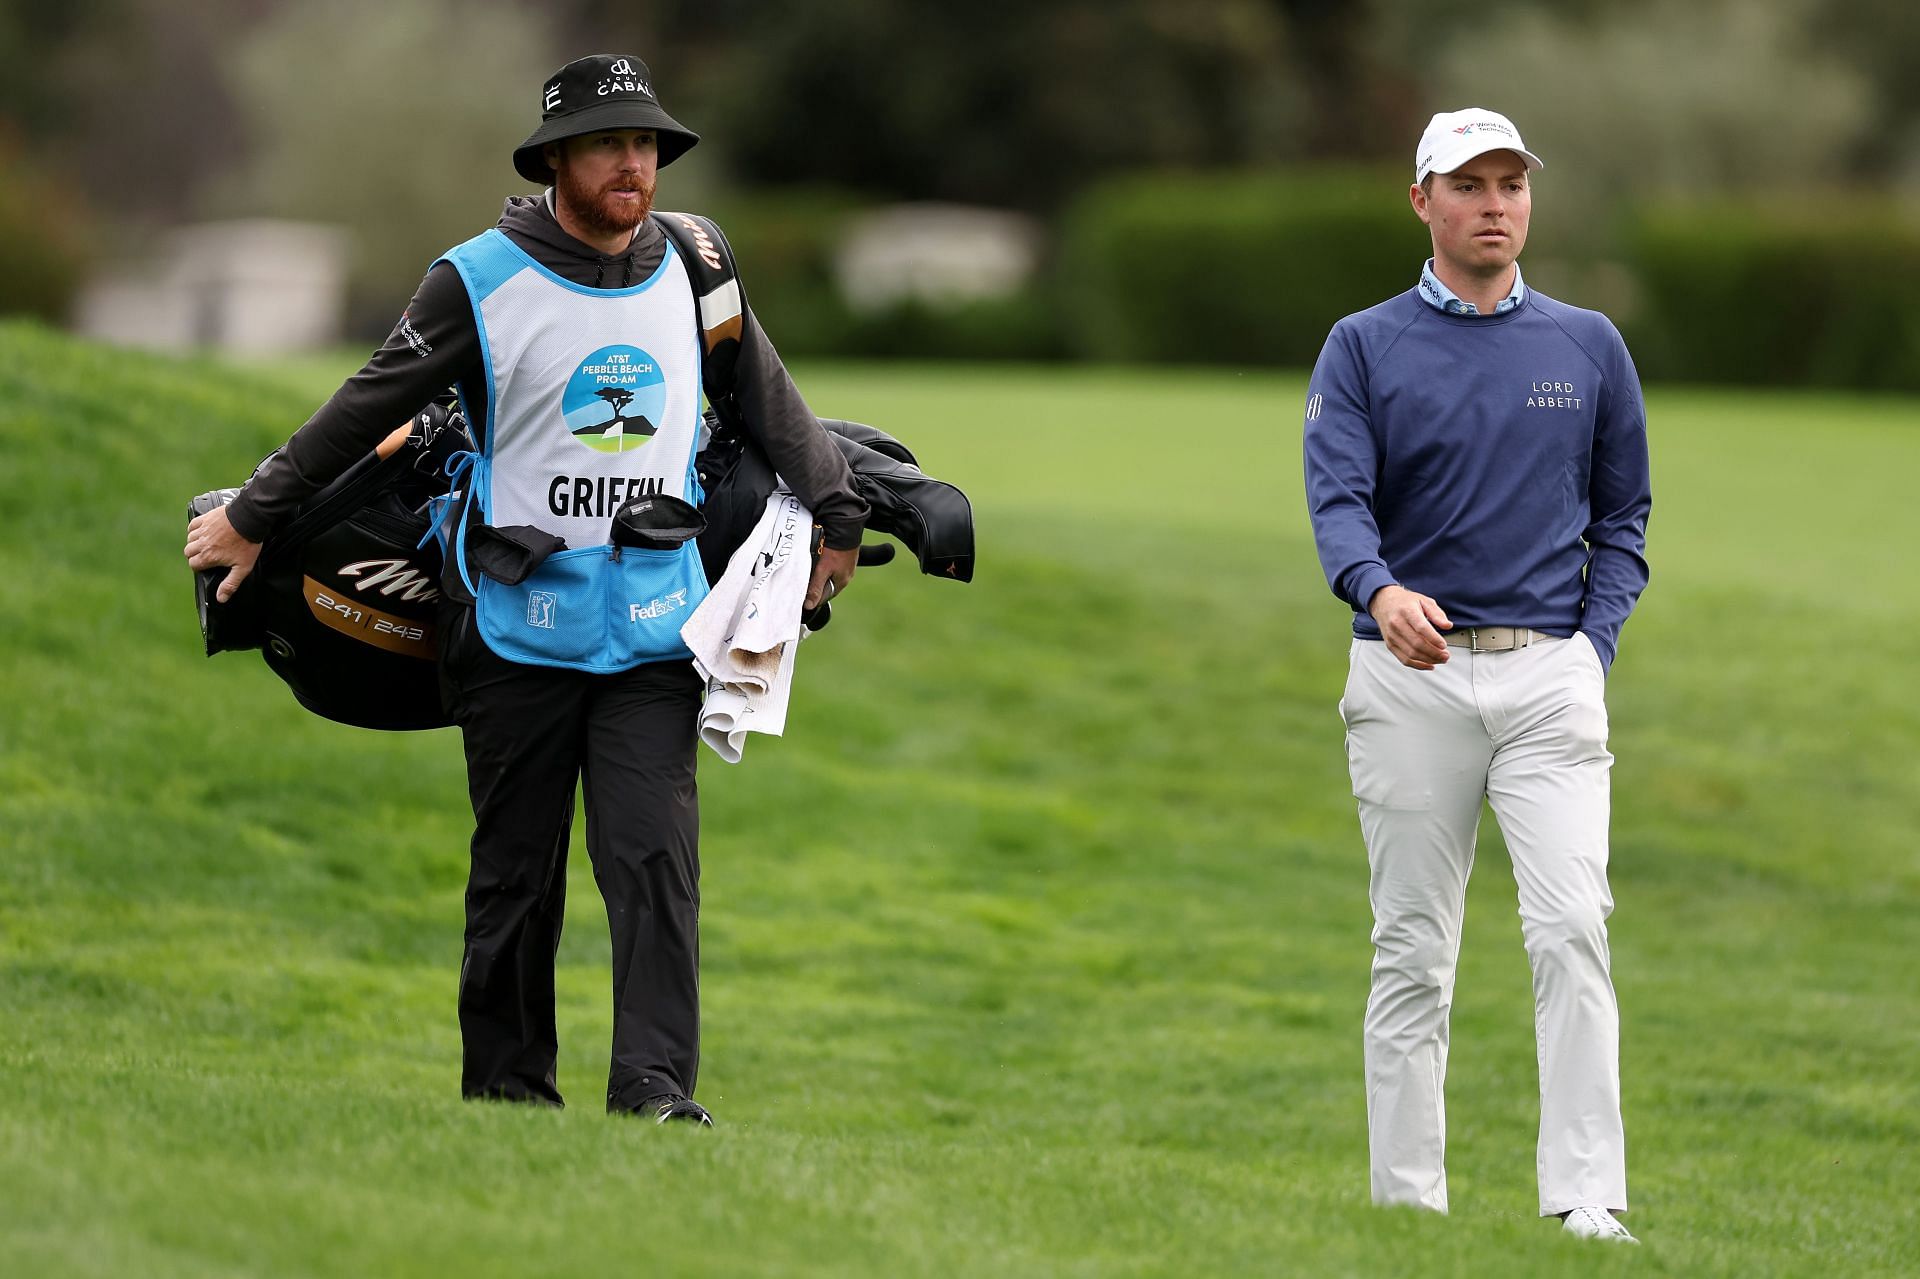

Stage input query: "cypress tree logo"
[{"left": 563, "top": 344, "right": 668, "bottom": 453}]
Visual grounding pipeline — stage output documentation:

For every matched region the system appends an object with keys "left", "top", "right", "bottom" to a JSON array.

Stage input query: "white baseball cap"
[{"left": 1414, "top": 108, "right": 1544, "bottom": 182}]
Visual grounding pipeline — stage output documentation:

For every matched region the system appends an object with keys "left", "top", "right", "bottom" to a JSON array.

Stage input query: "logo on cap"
[
  {"left": 594, "top": 57, "right": 654, "bottom": 100},
  {"left": 543, "top": 83, "right": 562, "bottom": 111}
]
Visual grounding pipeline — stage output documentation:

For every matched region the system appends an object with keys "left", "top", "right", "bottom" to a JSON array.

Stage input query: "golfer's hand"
[
  {"left": 1369, "top": 584, "right": 1452, "bottom": 670},
  {"left": 806, "top": 544, "right": 857, "bottom": 610},
  {"left": 184, "top": 505, "right": 263, "bottom": 603}
]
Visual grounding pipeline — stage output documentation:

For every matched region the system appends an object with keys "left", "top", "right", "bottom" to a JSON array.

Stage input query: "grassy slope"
[{"left": 1, "top": 321, "right": 1915, "bottom": 1276}]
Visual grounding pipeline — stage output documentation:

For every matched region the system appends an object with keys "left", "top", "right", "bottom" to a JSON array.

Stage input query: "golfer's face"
[
  {"left": 1416, "top": 150, "right": 1532, "bottom": 277},
  {"left": 560, "top": 129, "right": 659, "bottom": 203}
]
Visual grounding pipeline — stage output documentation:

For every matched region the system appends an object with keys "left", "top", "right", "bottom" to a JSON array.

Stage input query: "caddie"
[
  {"left": 1301, "top": 108, "right": 1651, "bottom": 1240},
  {"left": 185, "top": 53, "right": 869, "bottom": 1126}
]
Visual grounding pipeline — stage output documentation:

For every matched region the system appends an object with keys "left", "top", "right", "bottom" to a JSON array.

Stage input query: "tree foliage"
[
  {"left": 207, "top": 0, "right": 559, "bottom": 325},
  {"left": 6, "top": 0, "right": 1917, "bottom": 341},
  {"left": 652, "top": 0, "right": 1310, "bottom": 210},
  {"left": 0, "top": 0, "right": 254, "bottom": 224},
  {"left": 1377, "top": 0, "right": 1876, "bottom": 227}
]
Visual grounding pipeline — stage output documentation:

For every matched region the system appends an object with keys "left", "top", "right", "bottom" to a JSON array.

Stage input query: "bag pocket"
[
  {"left": 473, "top": 541, "right": 710, "bottom": 672},
  {"left": 608, "top": 541, "right": 710, "bottom": 665},
  {"left": 475, "top": 546, "right": 610, "bottom": 669}
]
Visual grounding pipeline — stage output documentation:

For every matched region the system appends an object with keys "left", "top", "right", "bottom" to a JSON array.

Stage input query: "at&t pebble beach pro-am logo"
[{"left": 563, "top": 345, "right": 667, "bottom": 453}]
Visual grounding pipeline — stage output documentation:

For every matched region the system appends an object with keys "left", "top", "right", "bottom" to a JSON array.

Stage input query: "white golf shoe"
[{"left": 1562, "top": 1205, "right": 1637, "bottom": 1243}]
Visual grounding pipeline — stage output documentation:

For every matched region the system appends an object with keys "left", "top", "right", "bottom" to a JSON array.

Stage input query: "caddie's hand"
[
  {"left": 806, "top": 544, "right": 858, "bottom": 610},
  {"left": 1369, "top": 583, "right": 1452, "bottom": 671},
  {"left": 184, "top": 505, "right": 264, "bottom": 603}
]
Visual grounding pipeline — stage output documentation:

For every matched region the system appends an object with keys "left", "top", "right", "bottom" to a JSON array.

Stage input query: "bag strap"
[{"left": 650, "top": 210, "right": 745, "bottom": 434}]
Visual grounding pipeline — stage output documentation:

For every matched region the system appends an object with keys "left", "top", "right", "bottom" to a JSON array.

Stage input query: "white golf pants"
[{"left": 1341, "top": 634, "right": 1627, "bottom": 1217}]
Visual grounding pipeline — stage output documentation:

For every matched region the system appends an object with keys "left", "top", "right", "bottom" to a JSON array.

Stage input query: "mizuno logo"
[
  {"left": 671, "top": 213, "right": 724, "bottom": 271},
  {"left": 337, "top": 558, "right": 440, "bottom": 603}
]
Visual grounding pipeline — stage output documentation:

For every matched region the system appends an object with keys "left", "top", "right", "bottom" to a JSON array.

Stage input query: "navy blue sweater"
[{"left": 1302, "top": 288, "right": 1651, "bottom": 671}]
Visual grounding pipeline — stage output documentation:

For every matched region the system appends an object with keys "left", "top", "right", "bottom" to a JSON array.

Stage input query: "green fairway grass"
[{"left": 2, "top": 319, "right": 1915, "bottom": 1276}]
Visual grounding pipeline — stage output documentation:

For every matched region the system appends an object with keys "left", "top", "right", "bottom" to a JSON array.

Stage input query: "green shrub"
[
  {"left": 1624, "top": 201, "right": 1920, "bottom": 391},
  {"left": 703, "top": 190, "right": 866, "bottom": 358},
  {"left": 0, "top": 144, "right": 89, "bottom": 323},
  {"left": 1057, "top": 167, "right": 1430, "bottom": 366},
  {"left": 838, "top": 289, "right": 1068, "bottom": 363}
]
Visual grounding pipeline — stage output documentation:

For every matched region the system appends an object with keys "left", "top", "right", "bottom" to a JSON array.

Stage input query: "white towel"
[{"left": 680, "top": 491, "right": 812, "bottom": 762}]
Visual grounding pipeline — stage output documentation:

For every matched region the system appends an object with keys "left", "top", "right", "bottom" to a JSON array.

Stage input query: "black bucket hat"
[{"left": 512, "top": 54, "right": 700, "bottom": 184}]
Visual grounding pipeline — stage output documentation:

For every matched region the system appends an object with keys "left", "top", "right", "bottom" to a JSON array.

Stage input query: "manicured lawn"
[{"left": 2, "top": 322, "right": 1914, "bottom": 1275}]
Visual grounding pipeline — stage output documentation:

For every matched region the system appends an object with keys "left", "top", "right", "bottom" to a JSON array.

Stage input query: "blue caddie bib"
[{"left": 437, "top": 228, "right": 709, "bottom": 673}]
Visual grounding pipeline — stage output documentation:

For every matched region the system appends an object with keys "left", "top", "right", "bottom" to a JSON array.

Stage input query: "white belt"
[{"left": 1442, "top": 626, "right": 1566, "bottom": 652}]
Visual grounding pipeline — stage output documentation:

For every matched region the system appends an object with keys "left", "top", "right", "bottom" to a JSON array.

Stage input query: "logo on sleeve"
[
  {"left": 563, "top": 345, "right": 667, "bottom": 453},
  {"left": 397, "top": 314, "right": 432, "bottom": 357}
]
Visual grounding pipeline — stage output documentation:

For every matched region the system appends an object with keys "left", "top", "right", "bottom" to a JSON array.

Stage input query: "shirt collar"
[{"left": 1417, "top": 259, "right": 1526, "bottom": 315}]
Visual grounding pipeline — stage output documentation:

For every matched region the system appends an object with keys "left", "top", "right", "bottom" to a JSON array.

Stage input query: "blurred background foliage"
[{"left": 2, "top": 0, "right": 1917, "bottom": 386}]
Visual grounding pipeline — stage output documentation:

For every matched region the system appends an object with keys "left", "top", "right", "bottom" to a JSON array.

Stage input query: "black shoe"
[{"left": 633, "top": 1093, "right": 713, "bottom": 1126}]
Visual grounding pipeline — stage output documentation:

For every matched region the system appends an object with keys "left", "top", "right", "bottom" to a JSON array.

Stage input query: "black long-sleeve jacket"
[{"left": 224, "top": 193, "right": 868, "bottom": 550}]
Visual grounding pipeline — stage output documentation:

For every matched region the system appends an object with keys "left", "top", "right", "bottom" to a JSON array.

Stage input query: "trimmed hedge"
[
  {"left": 1057, "top": 168, "right": 1430, "bottom": 366},
  {"left": 835, "top": 290, "right": 1068, "bottom": 362},
  {"left": 693, "top": 181, "right": 1920, "bottom": 389},
  {"left": 1623, "top": 201, "right": 1920, "bottom": 391}
]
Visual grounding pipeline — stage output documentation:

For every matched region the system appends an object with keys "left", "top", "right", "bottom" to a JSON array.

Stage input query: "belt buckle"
[{"left": 1466, "top": 627, "right": 1482, "bottom": 653}]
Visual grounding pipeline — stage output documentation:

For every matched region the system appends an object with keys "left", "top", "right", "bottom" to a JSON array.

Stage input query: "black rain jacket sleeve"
[
  {"left": 223, "top": 263, "right": 477, "bottom": 542},
  {"left": 731, "top": 306, "right": 868, "bottom": 548}
]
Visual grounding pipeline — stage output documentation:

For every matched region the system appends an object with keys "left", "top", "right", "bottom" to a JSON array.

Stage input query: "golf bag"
[
  {"left": 189, "top": 402, "right": 470, "bottom": 730},
  {"left": 191, "top": 210, "right": 974, "bottom": 731}
]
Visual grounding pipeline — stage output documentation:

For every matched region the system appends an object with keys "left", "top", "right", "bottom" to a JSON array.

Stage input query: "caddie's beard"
[{"left": 556, "top": 164, "right": 656, "bottom": 238}]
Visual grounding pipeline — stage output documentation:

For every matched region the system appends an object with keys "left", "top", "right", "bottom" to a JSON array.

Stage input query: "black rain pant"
[{"left": 438, "top": 603, "right": 703, "bottom": 1112}]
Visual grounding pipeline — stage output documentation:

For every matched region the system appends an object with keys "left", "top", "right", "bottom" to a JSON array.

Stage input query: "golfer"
[
  {"left": 185, "top": 54, "right": 868, "bottom": 1125},
  {"left": 1301, "top": 108, "right": 1651, "bottom": 1240}
]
